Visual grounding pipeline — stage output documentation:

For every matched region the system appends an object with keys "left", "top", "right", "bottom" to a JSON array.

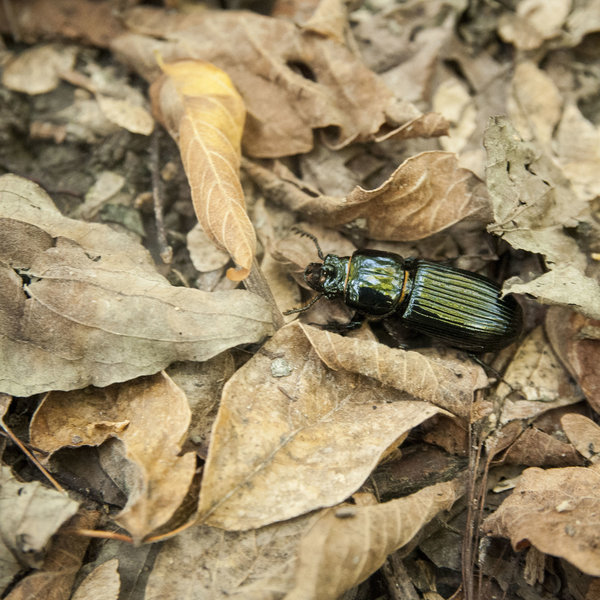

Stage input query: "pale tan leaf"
[
  {"left": 198, "top": 322, "right": 447, "bottom": 530},
  {"left": 0, "top": 465, "right": 79, "bottom": 588},
  {"left": 0, "top": 175, "right": 273, "bottom": 396},
  {"left": 493, "top": 327, "right": 583, "bottom": 426},
  {"left": 5, "top": 511, "right": 97, "bottom": 600},
  {"left": 186, "top": 223, "right": 230, "bottom": 273},
  {"left": 145, "top": 517, "right": 312, "bottom": 600},
  {"left": 483, "top": 465, "right": 600, "bottom": 576},
  {"left": 561, "top": 413, "right": 600, "bottom": 463},
  {"left": 285, "top": 480, "right": 462, "bottom": 600},
  {"left": 498, "top": 0, "right": 572, "bottom": 50},
  {"left": 150, "top": 59, "right": 254, "bottom": 280},
  {"left": 2, "top": 44, "right": 77, "bottom": 95},
  {"left": 555, "top": 103, "right": 600, "bottom": 201},
  {"left": 301, "top": 324, "right": 488, "bottom": 418},
  {"left": 507, "top": 62, "right": 562, "bottom": 145},
  {"left": 30, "top": 373, "right": 196, "bottom": 541},
  {"left": 503, "top": 266, "right": 600, "bottom": 321},
  {"left": 96, "top": 93, "right": 154, "bottom": 136},
  {"left": 167, "top": 355, "right": 236, "bottom": 457},
  {"left": 71, "top": 559, "right": 120, "bottom": 600}
]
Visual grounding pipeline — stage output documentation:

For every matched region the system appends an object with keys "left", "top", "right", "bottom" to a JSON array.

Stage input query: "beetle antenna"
[
  {"left": 291, "top": 227, "right": 325, "bottom": 261},
  {"left": 283, "top": 293, "right": 324, "bottom": 315}
]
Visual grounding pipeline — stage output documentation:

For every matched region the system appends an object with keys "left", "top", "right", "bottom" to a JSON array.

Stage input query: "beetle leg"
[{"left": 312, "top": 312, "right": 366, "bottom": 334}]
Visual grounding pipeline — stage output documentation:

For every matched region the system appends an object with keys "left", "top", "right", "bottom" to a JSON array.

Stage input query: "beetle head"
[{"left": 304, "top": 255, "right": 348, "bottom": 298}]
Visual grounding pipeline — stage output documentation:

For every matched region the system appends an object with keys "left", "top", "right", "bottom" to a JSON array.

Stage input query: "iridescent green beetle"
[{"left": 286, "top": 231, "right": 522, "bottom": 353}]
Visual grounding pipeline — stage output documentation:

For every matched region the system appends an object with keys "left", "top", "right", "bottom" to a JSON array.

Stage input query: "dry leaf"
[
  {"left": 5, "top": 511, "right": 97, "bottom": 600},
  {"left": 0, "top": 465, "right": 79, "bottom": 588},
  {"left": 245, "top": 151, "right": 490, "bottom": 241},
  {"left": 74, "top": 170, "right": 125, "bottom": 219},
  {"left": 493, "top": 327, "right": 583, "bottom": 426},
  {"left": 302, "top": 324, "right": 488, "bottom": 418},
  {"left": 111, "top": 9, "right": 446, "bottom": 157},
  {"left": 284, "top": 479, "right": 462, "bottom": 600},
  {"left": 432, "top": 77, "right": 477, "bottom": 156},
  {"left": 2, "top": 44, "right": 77, "bottom": 94},
  {"left": 0, "top": 175, "right": 273, "bottom": 396},
  {"left": 198, "top": 322, "right": 448, "bottom": 530},
  {"left": 186, "top": 224, "right": 230, "bottom": 273},
  {"left": 501, "top": 426, "right": 584, "bottom": 467},
  {"left": 96, "top": 93, "right": 154, "bottom": 136},
  {"left": 546, "top": 307, "right": 600, "bottom": 413},
  {"left": 561, "top": 413, "right": 600, "bottom": 463},
  {"left": 484, "top": 116, "right": 600, "bottom": 320},
  {"left": 498, "top": 0, "right": 572, "bottom": 50},
  {"left": 0, "top": 0, "right": 125, "bottom": 47},
  {"left": 483, "top": 465, "right": 600, "bottom": 576},
  {"left": 507, "top": 61, "right": 562, "bottom": 146},
  {"left": 150, "top": 59, "right": 254, "bottom": 281},
  {"left": 71, "top": 559, "right": 120, "bottom": 600},
  {"left": 167, "top": 354, "right": 236, "bottom": 457},
  {"left": 303, "top": 0, "right": 348, "bottom": 43},
  {"left": 555, "top": 103, "right": 600, "bottom": 201},
  {"left": 145, "top": 517, "right": 312, "bottom": 599},
  {"left": 30, "top": 373, "right": 196, "bottom": 542}
]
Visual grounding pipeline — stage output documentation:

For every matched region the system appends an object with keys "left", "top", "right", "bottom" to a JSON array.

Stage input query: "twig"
[
  {"left": 0, "top": 420, "right": 66, "bottom": 494},
  {"left": 150, "top": 130, "right": 173, "bottom": 264}
]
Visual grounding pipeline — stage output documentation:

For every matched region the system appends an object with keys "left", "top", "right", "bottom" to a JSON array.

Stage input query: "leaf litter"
[{"left": 1, "top": 0, "right": 600, "bottom": 599}]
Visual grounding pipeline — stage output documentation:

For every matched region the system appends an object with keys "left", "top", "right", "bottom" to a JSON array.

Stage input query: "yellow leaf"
[{"left": 151, "top": 60, "right": 255, "bottom": 281}]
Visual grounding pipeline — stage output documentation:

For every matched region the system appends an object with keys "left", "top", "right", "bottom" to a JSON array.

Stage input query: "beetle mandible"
[{"left": 285, "top": 230, "right": 523, "bottom": 353}]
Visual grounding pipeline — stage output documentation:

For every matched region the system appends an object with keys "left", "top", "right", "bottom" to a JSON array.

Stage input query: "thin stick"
[
  {"left": 150, "top": 131, "right": 173, "bottom": 264},
  {"left": 0, "top": 422, "right": 66, "bottom": 494}
]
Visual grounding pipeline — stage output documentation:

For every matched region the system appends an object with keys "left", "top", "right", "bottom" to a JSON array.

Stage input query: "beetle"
[{"left": 285, "top": 230, "right": 523, "bottom": 353}]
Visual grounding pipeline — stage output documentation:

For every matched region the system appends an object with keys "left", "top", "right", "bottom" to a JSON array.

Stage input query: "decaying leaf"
[
  {"left": 484, "top": 116, "right": 600, "bottom": 320},
  {"left": 0, "top": 465, "right": 79, "bottom": 588},
  {"left": 285, "top": 479, "right": 462, "bottom": 600},
  {"left": 483, "top": 465, "right": 600, "bottom": 576},
  {"left": 30, "top": 373, "right": 196, "bottom": 542},
  {"left": 507, "top": 61, "right": 562, "bottom": 146},
  {"left": 186, "top": 224, "right": 230, "bottom": 273},
  {"left": 493, "top": 327, "right": 583, "bottom": 426},
  {"left": 95, "top": 93, "right": 154, "bottom": 136},
  {"left": 555, "top": 102, "right": 600, "bottom": 201},
  {"left": 546, "top": 307, "right": 600, "bottom": 413},
  {"left": 150, "top": 60, "right": 254, "bottom": 281},
  {"left": 0, "top": 175, "right": 273, "bottom": 396},
  {"left": 145, "top": 516, "right": 311, "bottom": 600},
  {"left": 498, "top": 0, "right": 572, "bottom": 50},
  {"left": 70, "top": 559, "right": 120, "bottom": 600},
  {"left": 198, "top": 322, "right": 453, "bottom": 530},
  {"left": 501, "top": 426, "right": 584, "bottom": 468},
  {"left": 245, "top": 151, "right": 490, "bottom": 241},
  {"left": 561, "top": 413, "right": 600, "bottom": 464},
  {"left": 1, "top": 43, "right": 77, "bottom": 94},
  {"left": 167, "top": 355, "right": 236, "bottom": 457},
  {"left": 111, "top": 9, "right": 447, "bottom": 158},
  {"left": 4, "top": 511, "right": 98, "bottom": 600}
]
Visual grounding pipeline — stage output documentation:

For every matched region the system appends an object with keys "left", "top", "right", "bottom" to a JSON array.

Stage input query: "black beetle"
[{"left": 286, "top": 231, "right": 522, "bottom": 353}]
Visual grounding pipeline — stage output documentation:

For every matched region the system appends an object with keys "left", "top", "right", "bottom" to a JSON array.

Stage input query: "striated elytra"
[{"left": 286, "top": 231, "right": 523, "bottom": 353}]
